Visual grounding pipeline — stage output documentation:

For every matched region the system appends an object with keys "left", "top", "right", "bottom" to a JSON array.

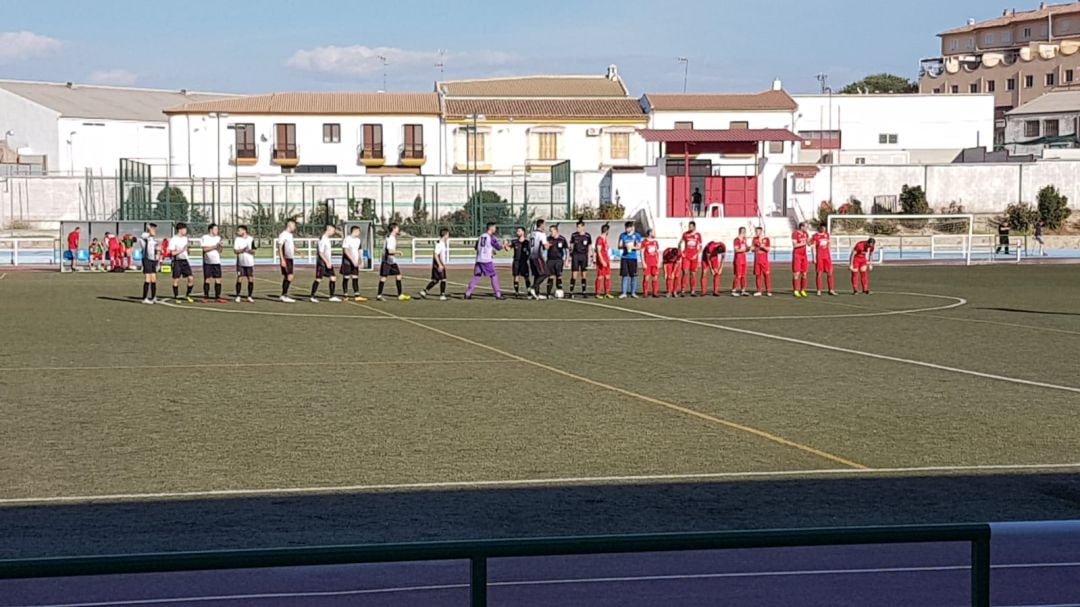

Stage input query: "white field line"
[{"left": 0, "top": 360, "right": 517, "bottom": 373}]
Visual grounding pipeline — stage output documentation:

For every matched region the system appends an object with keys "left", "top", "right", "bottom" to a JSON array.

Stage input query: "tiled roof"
[
  {"left": 0, "top": 80, "right": 232, "bottom": 122},
  {"left": 637, "top": 128, "right": 802, "bottom": 143},
  {"left": 166, "top": 92, "right": 441, "bottom": 115},
  {"left": 643, "top": 90, "right": 797, "bottom": 112},
  {"left": 444, "top": 98, "right": 646, "bottom": 120},
  {"left": 1006, "top": 88, "right": 1080, "bottom": 115},
  {"left": 438, "top": 75, "right": 628, "bottom": 97},
  {"left": 940, "top": 3, "right": 1080, "bottom": 35}
]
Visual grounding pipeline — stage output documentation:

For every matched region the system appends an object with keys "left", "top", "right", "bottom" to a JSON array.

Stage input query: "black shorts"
[
  {"left": 280, "top": 258, "right": 295, "bottom": 276},
  {"left": 430, "top": 263, "right": 446, "bottom": 281},
  {"left": 546, "top": 259, "right": 564, "bottom": 277},
  {"left": 380, "top": 262, "right": 401, "bottom": 277},
  {"left": 620, "top": 258, "right": 638, "bottom": 277},
  {"left": 341, "top": 259, "right": 359, "bottom": 276},
  {"left": 316, "top": 261, "right": 335, "bottom": 279},
  {"left": 142, "top": 258, "right": 158, "bottom": 274},
  {"left": 571, "top": 255, "right": 589, "bottom": 272},
  {"left": 172, "top": 259, "right": 193, "bottom": 278},
  {"left": 513, "top": 259, "right": 530, "bottom": 277},
  {"left": 530, "top": 258, "right": 547, "bottom": 279},
  {"left": 203, "top": 263, "right": 222, "bottom": 279},
  {"left": 237, "top": 265, "right": 254, "bottom": 278}
]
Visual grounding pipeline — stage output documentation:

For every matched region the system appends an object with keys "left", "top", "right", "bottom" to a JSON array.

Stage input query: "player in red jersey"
[
  {"left": 849, "top": 237, "right": 876, "bottom": 294},
  {"left": 700, "top": 241, "right": 726, "bottom": 296},
  {"left": 731, "top": 227, "right": 749, "bottom": 296},
  {"left": 810, "top": 224, "right": 836, "bottom": 296},
  {"left": 662, "top": 246, "right": 681, "bottom": 297},
  {"left": 751, "top": 226, "right": 772, "bottom": 297},
  {"left": 641, "top": 229, "right": 662, "bottom": 297},
  {"left": 679, "top": 221, "right": 703, "bottom": 296},
  {"left": 791, "top": 222, "right": 810, "bottom": 298},
  {"left": 593, "top": 223, "right": 613, "bottom": 299}
]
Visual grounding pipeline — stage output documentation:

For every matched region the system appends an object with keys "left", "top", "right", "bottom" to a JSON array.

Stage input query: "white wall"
[
  {"left": 169, "top": 113, "right": 444, "bottom": 178},
  {"left": 58, "top": 117, "right": 169, "bottom": 177},
  {"left": 0, "top": 89, "right": 60, "bottom": 170}
]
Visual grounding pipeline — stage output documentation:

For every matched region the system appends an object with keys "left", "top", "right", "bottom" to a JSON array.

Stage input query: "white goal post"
[{"left": 827, "top": 214, "right": 976, "bottom": 266}]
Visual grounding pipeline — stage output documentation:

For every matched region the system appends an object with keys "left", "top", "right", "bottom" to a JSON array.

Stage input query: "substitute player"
[
  {"left": 419, "top": 227, "right": 450, "bottom": 301},
  {"left": 701, "top": 240, "right": 726, "bottom": 296},
  {"left": 811, "top": 224, "right": 836, "bottom": 296},
  {"left": 791, "top": 222, "right": 810, "bottom": 298},
  {"left": 752, "top": 226, "right": 772, "bottom": 297},
  {"left": 233, "top": 224, "right": 256, "bottom": 303},
  {"left": 850, "top": 237, "right": 876, "bottom": 294},
  {"left": 618, "top": 221, "right": 641, "bottom": 299},
  {"left": 679, "top": 221, "right": 703, "bottom": 296},
  {"left": 641, "top": 229, "right": 661, "bottom": 297},
  {"left": 139, "top": 223, "right": 160, "bottom": 304},
  {"left": 545, "top": 224, "right": 569, "bottom": 298},
  {"left": 731, "top": 227, "right": 749, "bottom": 296},
  {"left": 168, "top": 223, "right": 195, "bottom": 302},
  {"left": 278, "top": 218, "right": 297, "bottom": 303},
  {"left": 377, "top": 222, "right": 410, "bottom": 301},
  {"left": 310, "top": 224, "right": 341, "bottom": 303},
  {"left": 528, "top": 218, "right": 549, "bottom": 300},
  {"left": 510, "top": 227, "right": 532, "bottom": 298},
  {"left": 200, "top": 223, "right": 225, "bottom": 303},
  {"left": 340, "top": 225, "right": 366, "bottom": 302},
  {"left": 568, "top": 221, "right": 592, "bottom": 298},
  {"left": 662, "top": 246, "right": 681, "bottom": 297},
  {"left": 464, "top": 222, "right": 506, "bottom": 300},
  {"left": 594, "top": 223, "right": 613, "bottom": 299}
]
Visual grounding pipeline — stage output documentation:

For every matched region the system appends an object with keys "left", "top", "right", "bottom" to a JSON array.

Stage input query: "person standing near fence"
[
  {"left": 168, "top": 223, "right": 195, "bottom": 303},
  {"left": 731, "top": 227, "right": 749, "bottom": 297},
  {"left": 420, "top": 228, "right": 450, "bottom": 301},
  {"left": 377, "top": 223, "right": 410, "bottom": 301},
  {"left": 995, "top": 219, "right": 1011, "bottom": 255},
  {"left": 791, "top": 222, "right": 810, "bottom": 298},
  {"left": 568, "top": 221, "right": 592, "bottom": 298},
  {"left": 139, "top": 223, "right": 159, "bottom": 304},
  {"left": 1034, "top": 220, "right": 1048, "bottom": 257},
  {"left": 752, "top": 226, "right": 772, "bottom": 297},
  {"left": 201, "top": 223, "right": 226, "bottom": 303},
  {"left": 309, "top": 224, "right": 341, "bottom": 303},
  {"left": 811, "top": 224, "right": 836, "bottom": 296},
  {"left": 545, "top": 224, "right": 569, "bottom": 298},
  {"left": 278, "top": 219, "right": 297, "bottom": 303},
  {"left": 510, "top": 227, "right": 532, "bottom": 298},
  {"left": 618, "top": 221, "right": 642, "bottom": 299},
  {"left": 233, "top": 225, "right": 256, "bottom": 303},
  {"left": 528, "top": 218, "right": 549, "bottom": 300},
  {"left": 340, "top": 225, "right": 366, "bottom": 302},
  {"left": 66, "top": 226, "right": 80, "bottom": 272},
  {"left": 464, "top": 222, "right": 505, "bottom": 300},
  {"left": 594, "top": 223, "right": 613, "bottom": 299}
]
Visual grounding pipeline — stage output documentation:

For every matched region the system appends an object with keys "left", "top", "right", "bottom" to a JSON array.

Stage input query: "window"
[
  {"left": 1023, "top": 26, "right": 1032, "bottom": 38},
  {"left": 933, "top": 87, "right": 942, "bottom": 94},
  {"left": 322, "top": 123, "right": 340, "bottom": 144},
  {"left": 987, "top": 80, "right": 996, "bottom": 92},
  {"left": 965, "top": 37, "right": 975, "bottom": 49},
  {"left": 768, "top": 140, "right": 784, "bottom": 154},
  {"left": 949, "top": 39, "right": 959, "bottom": 51},
  {"left": 233, "top": 123, "right": 255, "bottom": 159},
  {"left": 1007, "top": 78, "right": 1017, "bottom": 90},
  {"left": 362, "top": 123, "right": 383, "bottom": 159},
  {"left": 1024, "top": 120, "right": 1040, "bottom": 138},
  {"left": 674, "top": 121, "right": 693, "bottom": 130},
  {"left": 466, "top": 131, "right": 486, "bottom": 162},
  {"left": 878, "top": 133, "right": 898, "bottom": 144},
  {"left": 1024, "top": 75, "right": 1034, "bottom": 88},
  {"left": 609, "top": 132, "right": 630, "bottom": 160},
  {"left": 1002, "top": 31, "right": 1012, "bottom": 43},
  {"left": 984, "top": 33, "right": 995, "bottom": 45},
  {"left": 273, "top": 123, "right": 296, "bottom": 160},
  {"left": 1041, "top": 24, "right": 1049, "bottom": 36},
  {"left": 951, "top": 84, "right": 960, "bottom": 94},
  {"left": 1044, "top": 119, "right": 1060, "bottom": 137},
  {"left": 729, "top": 120, "right": 749, "bottom": 129},
  {"left": 402, "top": 124, "right": 424, "bottom": 158},
  {"left": 1047, "top": 72, "right": 1057, "bottom": 86},
  {"left": 969, "top": 83, "right": 979, "bottom": 93},
  {"left": 854, "top": 157, "right": 867, "bottom": 165},
  {"left": 537, "top": 132, "right": 559, "bottom": 160},
  {"left": 1067, "top": 69, "right": 1075, "bottom": 83},
  {"left": 798, "top": 130, "right": 841, "bottom": 149}
]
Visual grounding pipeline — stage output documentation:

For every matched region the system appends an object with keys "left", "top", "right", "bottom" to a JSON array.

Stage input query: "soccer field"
[{"left": 1, "top": 264, "right": 1079, "bottom": 558}]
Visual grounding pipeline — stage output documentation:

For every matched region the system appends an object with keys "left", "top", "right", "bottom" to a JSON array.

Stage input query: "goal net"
[{"left": 826, "top": 214, "right": 976, "bottom": 265}]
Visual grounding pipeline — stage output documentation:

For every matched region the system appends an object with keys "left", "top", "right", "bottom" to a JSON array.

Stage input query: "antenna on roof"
[
  {"left": 376, "top": 55, "right": 388, "bottom": 91},
  {"left": 676, "top": 57, "right": 689, "bottom": 93},
  {"left": 435, "top": 49, "right": 447, "bottom": 78}
]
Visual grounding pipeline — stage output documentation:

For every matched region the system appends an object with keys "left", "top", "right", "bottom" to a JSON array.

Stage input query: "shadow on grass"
[{"left": 977, "top": 307, "right": 1080, "bottom": 317}]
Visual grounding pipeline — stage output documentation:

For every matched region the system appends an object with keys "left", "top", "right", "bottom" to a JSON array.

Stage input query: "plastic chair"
[
  {"left": 707, "top": 203, "right": 724, "bottom": 218},
  {"left": 76, "top": 249, "right": 89, "bottom": 261}
]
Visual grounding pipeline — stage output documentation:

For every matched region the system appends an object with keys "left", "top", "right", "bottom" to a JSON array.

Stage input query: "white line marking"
[
  {"left": 914, "top": 313, "right": 1080, "bottom": 338},
  {"left": 8, "top": 562, "right": 1080, "bottom": 606},
  {"left": 160, "top": 302, "right": 651, "bottom": 323},
  {"left": 0, "top": 272, "right": 7, "bottom": 280},
  {"left": 4, "top": 462, "right": 1080, "bottom": 506},
  {"left": 0, "top": 360, "right": 517, "bottom": 373},
  {"left": 572, "top": 298, "right": 1080, "bottom": 395}
]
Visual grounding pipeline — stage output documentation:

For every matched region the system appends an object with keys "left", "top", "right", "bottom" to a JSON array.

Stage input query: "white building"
[
  {"left": 165, "top": 92, "right": 443, "bottom": 177},
  {"left": 0, "top": 80, "right": 230, "bottom": 176},
  {"left": 437, "top": 68, "right": 649, "bottom": 175},
  {"left": 791, "top": 93, "right": 995, "bottom": 164}
]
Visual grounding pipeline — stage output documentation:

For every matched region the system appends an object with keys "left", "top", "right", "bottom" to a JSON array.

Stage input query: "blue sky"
[{"left": 1, "top": 0, "right": 1008, "bottom": 94}]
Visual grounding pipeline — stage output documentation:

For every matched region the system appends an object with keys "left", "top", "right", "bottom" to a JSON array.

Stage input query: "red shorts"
[
  {"left": 851, "top": 256, "right": 868, "bottom": 270},
  {"left": 816, "top": 258, "right": 833, "bottom": 273},
  {"left": 644, "top": 264, "right": 659, "bottom": 277},
  {"left": 754, "top": 261, "right": 771, "bottom": 275},
  {"left": 705, "top": 257, "right": 722, "bottom": 271},
  {"left": 596, "top": 264, "right": 611, "bottom": 277},
  {"left": 681, "top": 257, "right": 700, "bottom": 272},
  {"left": 792, "top": 255, "right": 808, "bottom": 273},
  {"left": 90, "top": 253, "right": 103, "bottom": 260},
  {"left": 734, "top": 260, "right": 747, "bottom": 276}
]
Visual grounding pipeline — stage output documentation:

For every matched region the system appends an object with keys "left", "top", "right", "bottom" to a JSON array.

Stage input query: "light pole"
[
  {"left": 226, "top": 124, "right": 241, "bottom": 225},
  {"left": 209, "top": 112, "right": 229, "bottom": 223},
  {"left": 66, "top": 131, "right": 77, "bottom": 176},
  {"left": 465, "top": 113, "right": 485, "bottom": 229},
  {"left": 377, "top": 55, "right": 388, "bottom": 91},
  {"left": 677, "top": 57, "right": 689, "bottom": 93}
]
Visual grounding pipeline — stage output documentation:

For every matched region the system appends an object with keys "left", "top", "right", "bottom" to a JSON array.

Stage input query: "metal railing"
[
  {"left": 0, "top": 237, "right": 60, "bottom": 266},
  {"left": 0, "top": 524, "right": 992, "bottom": 607}
]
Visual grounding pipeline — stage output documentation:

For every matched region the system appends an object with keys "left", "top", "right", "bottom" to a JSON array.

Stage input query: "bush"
[
  {"left": 1002, "top": 202, "right": 1039, "bottom": 232},
  {"left": 308, "top": 203, "right": 341, "bottom": 229},
  {"left": 404, "top": 195, "right": 435, "bottom": 237},
  {"left": 899, "top": 184, "right": 931, "bottom": 229},
  {"left": 573, "top": 204, "right": 599, "bottom": 220},
  {"left": 240, "top": 203, "right": 297, "bottom": 238},
  {"left": 154, "top": 185, "right": 209, "bottom": 225},
  {"left": 598, "top": 200, "right": 625, "bottom": 220},
  {"left": 1036, "top": 185, "right": 1072, "bottom": 230},
  {"left": 810, "top": 200, "right": 834, "bottom": 229},
  {"left": 348, "top": 197, "right": 377, "bottom": 221},
  {"left": 934, "top": 202, "right": 969, "bottom": 234},
  {"left": 866, "top": 219, "right": 900, "bottom": 235},
  {"left": 832, "top": 198, "right": 867, "bottom": 233}
]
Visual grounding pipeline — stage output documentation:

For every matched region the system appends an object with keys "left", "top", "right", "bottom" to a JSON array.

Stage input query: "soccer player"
[
  {"left": 168, "top": 223, "right": 195, "bottom": 302},
  {"left": 88, "top": 238, "right": 105, "bottom": 271},
  {"left": 528, "top": 218, "right": 549, "bottom": 300},
  {"left": 850, "top": 237, "right": 876, "bottom": 294},
  {"left": 545, "top": 224, "right": 569, "bottom": 298},
  {"left": 679, "top": 220, "right": 703, "bottom": 296},
  {"left": 310, "top": 223, "right": 341, "bottom": 303},
  {"left": 510, "top": 227, "right": 532, "bottom": 298},
  {"left": 568, "top": 221, "right": 592, "bottom": 298},
  {"left": 66, "top": 226, "right": 80, "bottom": 272},
  {"left": 233, "top": 224, "right": 256, "bottom": 303},
  {"left": 377, "top": 222, "right": 410, "bottom": 301},
  {"left": 701, "top": 240, "right": 726, "bottom": 296},
  {"left": 731, "top": 227, "right": 749, "bottom": 296},
  {"left": 139, "top": 223, "right": 160, "bottom": 304},
  {"left": 752, "top": 226, "right": 772, "bottom": 297},
  {"left": 465, "top": 222, "right": 505, "bottom": 300},
  {"left": 618, "top": 221, "right": 642, "bottom": 299},
  {"left": 420, "top": 227, "right": 450, "bottom": 300},
  {"left": 201, "top": 223, "right": 226, "bottom": 303},
  {"left": 641, "top": 229, "right": 661, "bottom": 297},
  {"left": 340, "top": 225, "right": 366, "bottom": 302},
  {"left": 121, "top": 233, "right": 136, "bottom": 270},
  {"left": 811, "top": 224, "right": 837, "bottom": 296},
  {"left": 662, "top": 246, "right": 681, "bottom": 297},
  {"left": 594, "top": 223, "right": 613, "bottom": 299},
  {"left": 791, "top": 222, "right": 810, "bottom": 298},
  {"left": 106, "top": 232, "right": 122, "bottom": 271},
  {"left": 278, "top": 219, "right": 297, "bottom": 303}
]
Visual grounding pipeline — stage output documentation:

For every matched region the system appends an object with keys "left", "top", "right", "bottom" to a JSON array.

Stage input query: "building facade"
[{"left": 1004, "top": 87, "right": 1080, "bottom": 155}]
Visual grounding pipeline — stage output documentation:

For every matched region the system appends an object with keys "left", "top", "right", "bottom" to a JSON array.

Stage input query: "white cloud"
[
  {"left": 0, "top": 31, "right": 62, "bottom": 64},
  {"left": 285, "top": 45, "right": 515, "bottom": 77},
  {"left": 88, "top": 68, "right": 138, "bottom": 86}
]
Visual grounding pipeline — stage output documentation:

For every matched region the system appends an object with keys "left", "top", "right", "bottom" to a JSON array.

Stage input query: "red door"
[
  {"left": 667, "top": 176, "right": 691, "bottom": 217},
  {"left": 721, "top": 176, "right": 758, "bottom": 217}
]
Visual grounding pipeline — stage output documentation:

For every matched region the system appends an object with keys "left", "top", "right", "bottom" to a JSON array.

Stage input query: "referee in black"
[{"left": 568, "top": 220, "right": 592, "bottom": 298}]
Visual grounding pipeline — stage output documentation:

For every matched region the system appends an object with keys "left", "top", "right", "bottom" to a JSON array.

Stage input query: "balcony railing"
[
  {"left": 231, "top": 145, "right": 258, "bottom": 166},
  {"left": 399, "top": 143, "right": 426, "bottom": 166},
  {"left": 358, "top": 144, "right": 385, "bottom": 166},
  {"left": 271, "top": 145, "right": 299, "bottom": 166}
]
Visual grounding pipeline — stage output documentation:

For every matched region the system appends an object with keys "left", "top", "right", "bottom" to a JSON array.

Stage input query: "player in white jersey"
[
  {"left": 233, "top": 224, "right": 256, "bottom": 303},
  {"left": 168, "top": 222, "right": 195, "bottom": 303},
  {"left": 376, "top": 223, "right": 410, "bottom": 301},
  {"left": 419, "top": 227, "right": 450, "bottom": 300},
  {"left": 527, "top": 218, "right": 550, "bottom": 300},
  {"left": 139, "top": 223, "right": 160, "bottom": 304},
  {"left": 277, "top": 219, "right": 297, "bottom": 303},
  {"left": 200, "top": 223, "right": 226, "bottom": 303},
  {"left": 309, "top": 224, "right": 341, "bottom": 303},
  {"left": 340, "top": 225, "right": 366, "bottom": 302}
]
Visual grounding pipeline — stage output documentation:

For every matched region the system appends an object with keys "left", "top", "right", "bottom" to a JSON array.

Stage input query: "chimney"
[
  {"left": 606, "top": 64, "right": 619, "bottom": 80},
  {"left": 772, "top": 78, "right": 783, "bottom": 91},
  {"left": 65, "top": 81, "right": 73, "bottom": 88},
  {"left": 967, "top": 18, "right": 976, "bottom": 25}
]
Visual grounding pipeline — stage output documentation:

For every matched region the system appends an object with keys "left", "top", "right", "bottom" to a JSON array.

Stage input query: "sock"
[
  {"left": 604, "top": 276, "right": 611, "bottom": 295},
  {"left": 594, "top": 277, "right": 601, "bottom": 294},
  {"left": 396, "top": 280, "right": 403, "bottom": 296},
  {"left": 765, "top": 274, "right": 772, "bottom": 293},
  {"left": 816, "top": 274, "right": 822, "bottom": 292},
  {"left": 689, "top": 274, "right": 697, "bottom": 294},
  {"left": 861, "top": 272, "right": 869, "bottom": 292},
  {"left": 173, "top": 285, "right": 179, "bottom": 298},
  {"left": 247, "top": 282, "right": 253, "bottom": 297},
  {"left": 621, "top": 276, "right": 630, "bottom": 294},
  {"left": 680, "top": 273, "right": 688, "bottom": 294},
  {"left": 282, "top": 278, "right": 291, "bottom": 296},
  {"left": 310, "top": 280, "right": 320, "bottom": 298},
  {"left": 235, "top": 281, "right": 242, "bottom": 297},
  {"left": 851, "top": 273, "right": 859, "bottom": 291},
  {"left": 465, "top": 274, "right": 480, "bottom": 296},
  {"left": 491, "top": 275, "right": 502, "bottom": 297},
  {"left": 378, "top": 281, "right": 385, "bottom": 296},
  {"left": 653, "top": 277, "right": 660, "bottom": 297},
  {"left": 756, "top": 274, "right": 763, "bottom": 292},
  {"left": 713, "top": 274, "right": 720, "bottom": 294},
  {"left": 186, "top": 284, "right": 193, "bottom": 297},
  {"left": 425, "top": 280, "right": 438, "bottom": 291},
  {"left": 630, "top": 277, "right": 637, "bottom": 295},
  {"left": 569, "top": 278, "right": 576, "bottom": 292},
  {"left": 203, "top": 283, "right": 210, "bottom": 299},
  {"left": 828, "top": 274, "right": 835, "bottom": 291},
  {"left": 142, "top": 283, "right": 149, "bottom": 299},
  {"left": 439, "top": 281, "right": 446, "bottom": 295},
  {"left": 341, "top": 279, "right": 350, "bottom": 297},
  {"left": 330, "top": 281, "right": 336, "bottom": 297},
  {"left": 214, "top": 283, "right": 221, "bottom": 299},
  {"left": 556, "top": 278, "right": 563, "bottom": 291},
  {"left": 514, "top": 279, "right": 520, "bottom": 294},
  {"left": 151, "top": 283, "right": 157, "bottom": 298},
  {"left": 794, "top": 277, "right": 800, "bottom": 292},
  {"left": 580, "top": 279, "right": 587, "bottom": 294},
  {"left": 547, "top": 278, "right": 554, "bottom": 296}
]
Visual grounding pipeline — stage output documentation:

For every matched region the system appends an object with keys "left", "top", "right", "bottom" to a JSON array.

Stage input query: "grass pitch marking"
[
  {"left": 574, "top": 299, "right": 1080, "bottom": 395},
  {"left": 4, "top": 462, "right": 1080, "bottom": 506},
  {"left": 0, "top": 359, "right": 516, "bottom": 374},
  {"left": 350, "top": 301, "right": 868, "bottom": 470}
]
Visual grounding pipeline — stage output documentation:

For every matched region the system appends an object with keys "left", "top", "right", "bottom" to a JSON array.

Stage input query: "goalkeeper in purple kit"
[{"left": 464, "top": 222, "right": 506, "bottom": 300}]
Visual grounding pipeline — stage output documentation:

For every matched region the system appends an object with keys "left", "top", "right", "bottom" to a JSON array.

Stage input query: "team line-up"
[{"left": 130, "top": 219, "right": 879, "bottom": 304}]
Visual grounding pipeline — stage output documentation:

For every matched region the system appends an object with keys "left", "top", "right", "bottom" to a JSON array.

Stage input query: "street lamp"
[
  {"left": 66, "top": 131, "right": 77, "bottom": 176},
  {"left": 677, "top": 57, "right": 689, "bottom": 93},
  {"left": 208, "top": 112, "right": 229, "bottom": 223},
  {"left": 465, "top": 113, "right": 485, "bottom": 212}
]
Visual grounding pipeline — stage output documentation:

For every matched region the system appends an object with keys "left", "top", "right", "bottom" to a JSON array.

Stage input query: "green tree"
[
  {"left": 308, "top": 202, "right": 341, "bottom": 229},
  {"left": 839, "top": 73, "right": 917, "bottom": 94},
  {"left": 1002, "top": 202, "right": 1039, "bottom": 232},
  {"left": 466, "top": 190, "right": 512, "bottom": 226},
  {"left": 1036, "top": 185, "right": 1072, "bottom": 230},
  {"left": 154, "top": 185, "right": 207, "bottom": 224},
  {"left": 899, "top": 184, "right": 932, "bottom": 229}
]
